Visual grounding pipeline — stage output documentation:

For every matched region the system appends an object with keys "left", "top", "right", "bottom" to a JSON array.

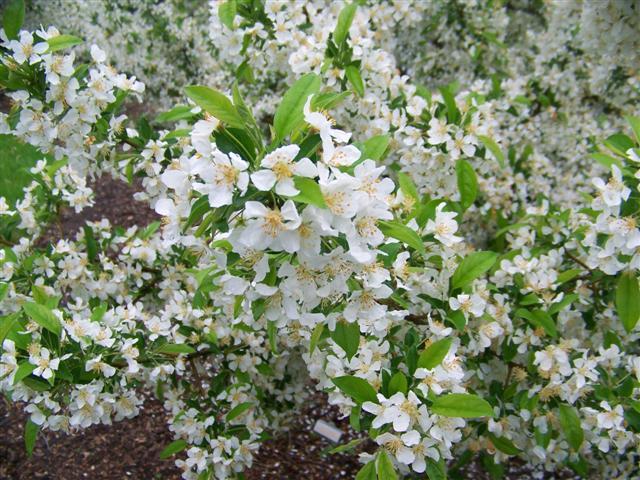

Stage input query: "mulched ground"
[{"left": 1, "top": 175, "right": 581, "bottom": 479}]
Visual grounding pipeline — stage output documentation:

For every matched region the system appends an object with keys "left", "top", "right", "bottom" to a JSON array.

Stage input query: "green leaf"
[
  {"left": 46, "top": 34, "right": 83, "bottom": 53},
  {"left": 439, "top": 84, "right": 459, "bottom": 123},
  {"left": 425, "top": 458, "right": 447, "bottom": 480},
  {"left": 0, "top": 282, "right": 8, "bottom": 302},
  {"left": 218, "top": 0, "right": 237, "bottom": 29},
  {"left": 345, "top": 65, "right": 365, "bottom": 97},
  {"left": 333, "top": 2, "right": 358, "bottom": 45},
  {"left": 418, "top": 338, "right": 452, "bottom": 369},
  {"left": 355, "top": 461, "right": 377, "bottom": 480},
  {"left": 397, "top": 172, "right": 419, "bottom": 202},
  {"left": 556, "top": 269, "right": 582, "bottom": 284},
  {"left": 548, "top": 294, "right": 579, "bottom": 315},
  {"left": 226, "top": 401, "right": 253, "bottom": 421},
  {"left": 273, "top": 73, "right": 321, "bottom": 143},
  {"left": 311, "top": 91, "right": 351, "bottom": 111},
  {"left": 605, "top": 133, "right": 634, "bottom": 156},
  {"left": 591, "top": 152, "right": 623, "bottom": 169},
  {"left": 616, "top": 272, "right": 640, "bottom": 332},
  {"left": 378, "top": 221, "right": 425, "bottom": 254},
  {"left": 155, "top": 343, "right": 196, "bottom": 355},
  {"left": 155, "top": 105, "right": 196, "bottom": 123},
  {"left": 430, "top": 393, "right": 493, "bottom": 418},
  {"left": 83, "top": 225, "right": 98, "bottom": 262},
  {"left": 291, "top": 176, "right": 327, "bottom": 208},
  {"left": 625, "top": 116, "right": 640, "bottom": 144},
  {"left": 450, "top": 251, "right": 497, "bottom": 291},
  {"left": 328, "top": 438, "right": 363, "bottom": 454},
  {"left": 309, "top": 323, "right": 324, "bottom": 354},
  {"left": 388, "top": 372, "right": 408, "bottom": 396},
  {"left": 332, "top": 375, "right": 378, "bottom": 404},
  {"left": 0, "top": 313, "right": 19, "bottom": 345},
  {"left": 267, "top": 320, "right": 278, "bottom": 354},
  {"left": 558, "top": 404, "right": 584, "bottom": 451},
  {"left": 22, "top": 302, "right": 61, "bottom": 336},
  {"left": 515, "top": 309, "right": 558, "bottom": 338},
  {"left": 185, "top": 86, "right": 244, "bottom": 129},
  {"left": 2, "top": 0, "right": 24, "bottom": 40},
  {"left": 24, "top": 418, "right": 38, "bottom": 457},
  {"left": 360, "top": 135, "right": 389, "bottom": 161},
  {"left": 478, "top": 135, "right": 504, "bottom": 168},
  {"left": 160, "top": 439, "right": 188, "bottom": 459},
  {"left": 331, "top": 321, "right": 360, "bottom": 360},
  {"left": 376, "top": 451, "right": 398, "bottom": 480},
  {"left": 13, "top": 361, "right": 36, "bottom": 385},
  {"left": 487, "top": 433, "right": 521, "bottom": 455},
  {"left": 455, "top": 159, "right": 478, "bottom": 211}
]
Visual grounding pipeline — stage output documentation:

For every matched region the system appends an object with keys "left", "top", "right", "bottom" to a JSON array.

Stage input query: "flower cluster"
[{"left": 2, "top": 2, "right": 640, "bottom": 479}]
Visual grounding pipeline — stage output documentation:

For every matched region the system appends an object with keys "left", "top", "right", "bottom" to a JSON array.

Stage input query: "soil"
[{"left": 0, "top": 176, "right": 580, "bottom": 480}]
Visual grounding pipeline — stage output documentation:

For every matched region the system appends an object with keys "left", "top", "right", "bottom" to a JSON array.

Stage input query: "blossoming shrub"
[{"left": 2, "top": 1, "right": 640, "bottom": 479}]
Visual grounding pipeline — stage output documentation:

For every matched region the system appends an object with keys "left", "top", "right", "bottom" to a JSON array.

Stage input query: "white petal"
[
  {"left": 251, "top": 170, "right": 276, "bottom": 191},
  {"left": 275, "top": 179, "right": 299, "bottom": 196},
  {"left": 293, "top": 157, "right": 318, "bottom": 178},
  {"left": 243, "top": 201, "right": 269, "bottom": 219}
]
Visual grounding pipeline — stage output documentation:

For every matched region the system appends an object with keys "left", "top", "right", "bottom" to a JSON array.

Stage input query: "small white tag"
[{"left": 313, "top": 419, "right": 343, "bottom": 443}]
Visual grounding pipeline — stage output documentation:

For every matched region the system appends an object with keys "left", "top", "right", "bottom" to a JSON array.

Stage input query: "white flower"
[
  {"left": 9, "top": 31, "right": 48, "bottom": 65},
  {"left": 592, "top": 165, "right": 630, "bottom": 209},
  {"left": 304, "top": 95, "right": 351, "bottom": 154},
  {"left": 251, "top": 144, "right": 317, "bottom": 195},
  {"left": 362, "top": 391, "right": 421, "bottom": 432},
  {"left": 30, "top": 347, "right": 61, "bottom": 380},
  {"left": 241, "top": 200, "right": 301, "bottom": 252},
  {"left": 90, "top": 44, "right": 107, "bottom": 63},
  {"left": 427, "top": 117, "right": 450, "bottom": 145},
  {"left": 449, "top": 293, "right": 485, "bottom": 318},
  {"left": 194, "top": 151, "right": 249, "bottom": 207},
  {"left": 425, "top": 203, "right": 462, "bottom": 247},
  {"left": 375, "top": 431, "right": 420, "bottom": 465},
  {"left": 596, "top": 401, "right": 624, "bottom": 430}
]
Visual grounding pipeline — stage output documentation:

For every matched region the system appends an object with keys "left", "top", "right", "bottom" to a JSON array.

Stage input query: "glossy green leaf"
[
  {"left": 13, "top": 362, "right": 36, "bottom": 385},
  {"left": 378, "top": 221, "right": 425, "bottom": 254},
  {"left": 185, "top": 86, "right": 244, "bottom": 129},
  {"left": 24, "top": 418, "right": 38, "bottom": 457},
  {"left": 450, "top": 251, "right": 497, "bottom": 291},
  {"left": 2, "top": 0, "right": 24, "bottom": 40},
  {"left": 388, "top": 372, "right": 408, "bottom": 396},
  {"left": 22, "top": 302, "right": 61, "bottom": 336},
  {"left": 160, "top": 439, "right": 188, "bottom": 459},
  {"left": 290, "top": 176, "right": 327, "bottom": 208},
  {"left": 345, "top": 65, "right": 364, "bottom": 97},
  {"left": 360, "top": 135, "right": 389, "bottom": 161},
  {"left": 397, "top": 172, "right": 419, "bottom": 202},
  {"left": 218, "top": 0, "right": 237, "bottom": 29},
  {"left": 558, "top": 404, "right": 584, "bottom": 451},
  {"left": 46, "top": 34, "right": 83, "bottom": 52},
  {"left": 418, "top": 338, "right": 452, "bottom": 369},
  {"left": 333, "top": 2, "right": 358, "bottom": 45},
  {"left": 455, "top": 159, "right": 478, "bottom": 211},
  {"left": 332, "top": 375, "right": 378, "bottom": 404},
  {"left": 478, "top": 135, "right": 504, "bottom": 167},
  {"left": 226, "top": 401, "right": 253, "bottom": 421},
  {"left": 616, "top": 272, "right": 640, "bottom": 332},
  {"left": 273, "top": 73, "right": 321, "bottom": 142},
  {"left": 355, "top": 461, "right": 377, "bottom": 480},
  {"left": 487, "top": 433, "right": 521, "bottom": 455},
  {"left": 155, "top": 343, "right": 196, "bottom": 355},
  {"left": 331, "top": 321, "right": 360, "bottom": 360},
  {"left": 431, "top": 393, "right": 493, "bottom": 418},
  {"left": 376, "top": 451, "right": 398, "bottom": 480}
]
